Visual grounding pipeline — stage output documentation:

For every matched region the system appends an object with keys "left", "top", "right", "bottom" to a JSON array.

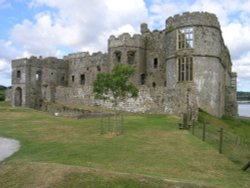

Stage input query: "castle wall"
[
  {"left": 10, "top": 11, "right": 238, "bottom": 117},
  {"left": 65, "top": 52, "right": 108, "bottom": 88},
  {"left": 143, "top": 30, "right": 166, "bottom": 88},
  {"left": 108, "top": 33, "right": 146, "bottom": 86}
]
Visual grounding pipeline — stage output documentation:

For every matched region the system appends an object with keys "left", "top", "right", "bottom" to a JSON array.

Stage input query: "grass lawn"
[{"left": 0, "top": 102, "right": 249, "bottom": 187}]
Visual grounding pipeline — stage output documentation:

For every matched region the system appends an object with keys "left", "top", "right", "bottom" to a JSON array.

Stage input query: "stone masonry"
[{"left": 10, "top": 12, "right": 238, "bottom": 117}]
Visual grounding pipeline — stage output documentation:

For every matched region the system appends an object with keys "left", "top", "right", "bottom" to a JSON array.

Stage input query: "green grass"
[
  {"left": 194, "top": 111, "right": 250, "bottom": 166},
  {"left": 0, "top": 102, "right": 249, "bottom": 187}
]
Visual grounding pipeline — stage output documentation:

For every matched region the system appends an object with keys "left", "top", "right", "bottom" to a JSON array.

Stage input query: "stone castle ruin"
[{"left": 10, "top": 12, "right": 238, "bottom": 117}]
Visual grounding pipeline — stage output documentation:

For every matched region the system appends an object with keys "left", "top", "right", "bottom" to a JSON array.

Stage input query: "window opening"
[
  {"left": 36, "top": 71, "right": 42, "bottom": 81},
  {"left": 152, "top": 82, "right": 156, "bottom": 88},
  {"left": 17, "top": 70, "right": 21, "bottom": 78},
  {"left": 127, "top": 51, "right": 136, "bottom": 64},
  {"left": 177, "top": 27, "right": 193, "bottom": 49},
  {"left": 154, "top": 58, "right": 158, "bottom": 68},
  {"left": 80, "top": 74, "right": 85, "bottom": 85},
  {"left": 178, "top": 57, "right": 193, "bottom": 82},
  {"left": 114, "top": 51, "right": 122, "bottom": 63}
]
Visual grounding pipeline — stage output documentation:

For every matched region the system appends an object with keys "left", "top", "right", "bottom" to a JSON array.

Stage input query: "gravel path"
[{"left": 0, "top": 137, "right": 20, "bottom": 162}]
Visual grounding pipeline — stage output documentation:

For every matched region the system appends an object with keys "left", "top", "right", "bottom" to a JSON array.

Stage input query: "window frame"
[
  {"left": 177, "top": 56, "right": 193, "bottom": 82},
  {"left": 177, "top": 27, "right": 194, "bottom": 50}
]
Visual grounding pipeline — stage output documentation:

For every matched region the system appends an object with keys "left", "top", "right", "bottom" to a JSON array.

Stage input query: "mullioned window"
[
  {"left": 177, "top": 27, "right": 193, "bottom": 49},
  {"left": 178, "top": 57, "right": 193, "bottom": 82}
]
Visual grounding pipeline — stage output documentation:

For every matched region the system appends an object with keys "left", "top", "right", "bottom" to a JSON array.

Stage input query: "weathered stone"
[{"left": 9, "top": 12, "right": 237, "bottom": 117}]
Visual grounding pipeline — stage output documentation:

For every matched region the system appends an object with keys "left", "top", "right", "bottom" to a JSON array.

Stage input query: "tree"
[{"left": 93, "top": 64, "right": 138, "bottom": 134}]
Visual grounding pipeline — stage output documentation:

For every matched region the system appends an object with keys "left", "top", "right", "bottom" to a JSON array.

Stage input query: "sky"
[{"left": 0, "top": 0, "right": 250, "bottom": 91}]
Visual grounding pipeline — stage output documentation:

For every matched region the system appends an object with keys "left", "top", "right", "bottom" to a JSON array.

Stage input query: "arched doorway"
[{"left": 14, "top": 87, "right": 22, "bottom": 106}]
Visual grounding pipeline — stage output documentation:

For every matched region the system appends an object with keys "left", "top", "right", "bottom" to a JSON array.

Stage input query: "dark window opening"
[
  {"left": 17, "top": 70, "right": 21, "bottom": 78},
  {"left": 97, "top": 65, "right": 101, "bottom": 71},
  {"left": 36, "top": 71, "right": 42, "bottom": 81},
  {"left": 51, "top": 72, "right": 54, "bottom": 75},
  {"left": 61, "top": 76, "right": 65, "bottom": 82},
  {"left": 80, "top": 74, "right": 85, "bottom": 85},
  {"left": 127, "top": 51, "right": 136, "bottom": 64},
  {"left": 154, "top": 58, "right": 158, "bottom": 68},
  {"left": 141, "top": 74, "right": 146, "bottom": 85},
  {"left": 114, "top": 51, "right": 122, "bottom": 63},
  {"left": 72, "top": 75, "right": 75, "bottom": 82},
  {"left": 164, "top": 81, "right": 167, "bottom": 87},
  {"left": 152, "top": 82, "right": 156, "bottom": 88},
  {"left": 87, "top": 67, "right": 89, "bottom": 71}
]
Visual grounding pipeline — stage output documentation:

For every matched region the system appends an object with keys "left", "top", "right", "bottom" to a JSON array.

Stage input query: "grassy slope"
[{"left": 0, "top": 102, "right": 249, "bottom": 187}]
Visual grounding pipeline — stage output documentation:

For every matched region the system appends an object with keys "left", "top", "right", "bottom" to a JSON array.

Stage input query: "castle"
[{"left": 10, "top": 12, "right": 238, "bottom": 117}]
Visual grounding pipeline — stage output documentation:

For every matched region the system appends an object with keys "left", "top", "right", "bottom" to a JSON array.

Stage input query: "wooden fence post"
[{"left": 219, "top": 128, "right": 223, "bottom": 154}]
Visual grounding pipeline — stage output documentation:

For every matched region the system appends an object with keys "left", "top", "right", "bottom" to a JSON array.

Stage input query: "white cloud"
[
  {"left": 6, "top": 0, "right": 250, "bottom": 90},
  {"left": 11, "top": 0, "right": 148, "bottom": 55}
]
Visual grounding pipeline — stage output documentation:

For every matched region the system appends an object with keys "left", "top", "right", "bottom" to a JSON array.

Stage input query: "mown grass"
[
  {"left": 195, "top": 111, "right": 250, "bottom": 167},
  {"left": 0, "top": 102, "right": 249, "bottom": 187}
]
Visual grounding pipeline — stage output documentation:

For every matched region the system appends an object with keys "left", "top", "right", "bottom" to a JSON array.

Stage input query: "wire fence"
[{"left": 188, "top": 120, "right": 250, "bottom": 168}]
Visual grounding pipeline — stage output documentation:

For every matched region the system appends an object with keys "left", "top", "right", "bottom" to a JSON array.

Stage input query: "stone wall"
[
  {"left": 55, "top": 85, "right": 198, "bottom": 116},
  {"left": 10, "top": 11, "right": 238, "bottom": 117}
]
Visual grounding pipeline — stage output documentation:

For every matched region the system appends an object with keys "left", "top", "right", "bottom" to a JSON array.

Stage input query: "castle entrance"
[{"left": 14, "top": 87, "right": 22, "bottom": 106}]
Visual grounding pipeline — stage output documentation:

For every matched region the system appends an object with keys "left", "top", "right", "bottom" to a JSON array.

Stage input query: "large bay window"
[{"left": 177, "top": 27, "right": 193, "bottom": 49}]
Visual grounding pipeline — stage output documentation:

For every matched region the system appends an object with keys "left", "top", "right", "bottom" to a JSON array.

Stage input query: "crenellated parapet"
[
  {"left": 108, "top": 33, "right": 145, "bottom": 49},
  {"left": 166, "top": 11, "right": 220, "bottom": 30}
]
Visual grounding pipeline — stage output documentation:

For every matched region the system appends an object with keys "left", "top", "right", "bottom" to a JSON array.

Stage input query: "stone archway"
[{"left": 14, "top": 87, "right": 22, "bottom": 106}]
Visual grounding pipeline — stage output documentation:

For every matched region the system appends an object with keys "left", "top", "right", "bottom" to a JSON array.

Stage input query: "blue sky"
[{"left": 0, "top": 0, "right": 250, "bottom": 91}]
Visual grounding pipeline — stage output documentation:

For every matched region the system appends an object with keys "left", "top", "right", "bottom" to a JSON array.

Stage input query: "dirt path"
[{"left": 0, "top": 137, "right": 20, "bottom": 162}]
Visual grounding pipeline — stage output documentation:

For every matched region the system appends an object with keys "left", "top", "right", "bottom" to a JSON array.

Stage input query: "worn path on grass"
[{"left": 0, "top": 137, "right": 20, "bottom": 162}]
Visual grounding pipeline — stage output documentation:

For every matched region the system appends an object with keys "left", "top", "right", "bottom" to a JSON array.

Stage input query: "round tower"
[{"left": 165, "top": 11, "right": 231, "bottom": 117}]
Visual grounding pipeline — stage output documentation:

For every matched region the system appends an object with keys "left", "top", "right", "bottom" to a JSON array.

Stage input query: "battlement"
[
  {"left": 64, "top": 51, "right": 107, "bottom": 61},
  {"left": 108, "top": 33, "right": 145, "bottom": 48},
  {"left": 166, "top": 11, "right": 220, "bottom": 29}
]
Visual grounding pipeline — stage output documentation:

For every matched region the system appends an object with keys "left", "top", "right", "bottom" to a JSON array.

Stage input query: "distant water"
[{"left": 238, "top": 101, "right": 250, "bottom": 117}]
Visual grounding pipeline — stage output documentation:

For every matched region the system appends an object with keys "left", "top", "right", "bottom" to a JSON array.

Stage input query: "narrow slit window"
[
  {"left": 80, "top": 74, "right": 85, "bottom": 85},
  {"left": 72, "top": 75, "right": 75, "bottom": 82},
  {"left": 153, "top": 58, "right": 158, "bottom": 69}
]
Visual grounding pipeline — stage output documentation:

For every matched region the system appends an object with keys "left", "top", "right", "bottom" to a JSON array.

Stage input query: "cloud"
[
  {"left": 6, "top": 0, "right": 250, "bottom": 91},
  {"left": 11, "top": 0, "right": 148, "bottom": 55}
]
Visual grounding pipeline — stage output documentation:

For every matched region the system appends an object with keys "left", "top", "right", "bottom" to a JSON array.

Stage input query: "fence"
[
  {"left": 189, "top": 120, "right": 250, "bottom": 169},
  {"left": 100, "top": 113, "right": 124, "bottom": 135}
]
